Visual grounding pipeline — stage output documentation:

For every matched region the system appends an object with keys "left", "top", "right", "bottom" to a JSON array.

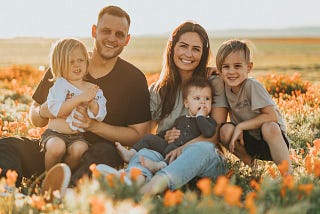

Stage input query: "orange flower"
[
  {"left": 268, "top": 166, "right": 277, "bottom": 178},
  {"left": 282, "top": 175, "right": 294, "bottom": 189},
  {"left": 130, "top": 167, "right": 142, "bottom": 182},
  {"left": 278, "top": 160, "right": 289, "bottom": 176},
  {"left": 226, "top": 169, "right": 234, "bottom": 178},
  {"left": 298, "top": 184, "right": 313, "bottom": 195},
  {"left": 213, "top": 176, "right": 229, "bottom": 196},
  {"left": 280, "top": 187, "right": 286, "bottom": 197},
  {"left": 245, "top": 192, "right": 257, "bottom": 214},
  {"left": 106, "top": 174, "right": 115, "bottom": 187},
  {"left": 29, "top": 195, "right": 46, "bottom": 210},
  {"left": 6, "top": 170, "right": 18, "bottom": 186},
  {"left": 196, "top": 177, "right": 212, "bottom": 196},
  {"left": 313, "top": 139, "right": 320, "bottom": 152},
  {"left": 223, "top": 185, "right": 242, "bottom": 207},
  {"left": 120, "top": 172, "right": 126, "bottom": 184},
  {"left": 90, "top": 196, "right": 106, "bottom": 214},
  {"left": 250, "top": 179, "right": 260, "bottom": 192},
  {"left": 313, "top": 159, "right": 320, "bottom": 177},
  {"left": 305, "top": 155, "right": 312, "bottom": 174},
  {"left": 89, "top": 164, "right": 100, "bottom": 178},
  {"left": 163, "top": 190, "right": 184, "bottom": 207}
]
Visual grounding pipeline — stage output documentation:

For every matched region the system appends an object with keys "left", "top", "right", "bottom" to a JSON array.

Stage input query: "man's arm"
[
  {"left": 73, "top": 105, "right": 151, "bottom": 146},
  {"left": 29, "top": 101, "right": 49, "bottom": 127}
]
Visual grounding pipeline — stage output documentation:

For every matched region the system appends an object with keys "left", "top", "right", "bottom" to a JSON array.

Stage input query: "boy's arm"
[
  {"left": 196, "top": 116, "right": 217, "bottom": 138},
  {"left": 165, "top": 107, "right": 228, "bottom": 163},
  {"left": 229, "top": 105, "right": 277, "bottom": 152},
  {"left": 236, "top": 105, "right": 277, "bottom": 131}
]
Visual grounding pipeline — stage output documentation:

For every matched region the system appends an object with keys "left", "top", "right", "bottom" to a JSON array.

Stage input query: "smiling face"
[
  {"left": 220, "top": 50, "right": 253, "bottom": 93},
  {"left": 173, "top": 32, "right": 203, "bottom": 76},
  {"left": 63, "top": 46, "right": 87, "bottom": 83},
  {"left": 92, "top": 13, "right": 130, "bottom": 60},
  {"left": 184, "top": 86, "right": 212, "bottom": 116}
]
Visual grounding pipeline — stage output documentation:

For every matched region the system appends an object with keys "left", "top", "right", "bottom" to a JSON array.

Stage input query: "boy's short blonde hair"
[
  {"left": 216, "top": 39, "right": 252, "bottom": 72},
  {"left": 49, "top": 38, "right": 89, "bottom": 80}
]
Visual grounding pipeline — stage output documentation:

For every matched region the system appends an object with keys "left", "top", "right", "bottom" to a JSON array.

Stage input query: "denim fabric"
[{"left": 126, "top": 142, "right": 227, "bottom": 190}]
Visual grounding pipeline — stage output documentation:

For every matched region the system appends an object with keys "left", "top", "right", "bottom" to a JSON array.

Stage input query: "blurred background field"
[{"left": 0, "top": 36, "right": 319, "bottom": 83}]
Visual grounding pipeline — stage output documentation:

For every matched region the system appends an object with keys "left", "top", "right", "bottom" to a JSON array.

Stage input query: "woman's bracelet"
[{"left": 38, "top": 105, "right": 46, "bottom": 119}]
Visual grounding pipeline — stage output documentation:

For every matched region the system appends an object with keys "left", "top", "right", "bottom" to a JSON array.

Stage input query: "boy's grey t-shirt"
[
  {"left": 225, "top": 77, "right": 287, "bottom": 140},
  {"left": 150, "top": 74, "right": 228, "bottom": 133}
]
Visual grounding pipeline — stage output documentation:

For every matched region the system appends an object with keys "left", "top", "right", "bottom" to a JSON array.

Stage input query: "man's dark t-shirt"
[{"left": 33, "top": 57, "right": 151, "bottom": 144}]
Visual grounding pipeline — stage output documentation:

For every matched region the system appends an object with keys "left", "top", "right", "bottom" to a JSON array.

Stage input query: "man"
[{"left": 0, "top": 6, "right": 151, "bottom": 189}]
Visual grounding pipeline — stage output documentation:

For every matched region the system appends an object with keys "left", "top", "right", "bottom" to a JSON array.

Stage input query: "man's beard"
[{"left": 96, "top": 41, "right": 124, "bottom": 60}]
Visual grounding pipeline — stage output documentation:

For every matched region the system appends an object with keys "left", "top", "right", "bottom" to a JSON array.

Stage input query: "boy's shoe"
[
  {"left": 41, "top": 163, "right": 71, "bottom": 201},
  {"left": 96, "top": 164, "right": 132, "bottom": 185}
]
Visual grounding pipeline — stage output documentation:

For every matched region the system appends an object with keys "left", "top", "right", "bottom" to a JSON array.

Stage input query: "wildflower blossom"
[
  {"left": 130, "top": 167, "right": 142, "bottom": 182},
  {"left": 90, "top": 196, "right": 106, "bottom": 214},
  {"left": 196, "top": 177, "right": 212, "bottom": 196},
  {"left": 223, "top": 185, "right": 242, "bottom": 207},
  {"left": 245, "top": 192, "right": 257, "bottom": 214},
  {"left": 213, "top": 176, "right": 229, "bottom": 196},
  {"left": 163, "top": 190, "right": 184, "bottom": 207}
]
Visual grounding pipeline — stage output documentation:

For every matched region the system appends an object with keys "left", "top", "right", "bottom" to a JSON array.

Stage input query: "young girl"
[
  {"left": 116, "top": 77, "right": 217, "bottom": 173},
  {"left": 40, "top": 38, "right": 107, "bottom": 171},
  {"left": 216, "top": 39, "right": 292, "bottom": 174}
]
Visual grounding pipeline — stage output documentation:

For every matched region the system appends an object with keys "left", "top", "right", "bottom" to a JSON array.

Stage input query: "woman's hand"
[
  {"left": 165, "top": 146, "right": 184, "bottom": 164},
  {"left": 164, "top": 127, "right": 180, "bottom": 143}
]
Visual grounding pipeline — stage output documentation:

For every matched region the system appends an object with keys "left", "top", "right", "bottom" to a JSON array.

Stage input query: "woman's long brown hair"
[{"left": 154, "top": 21, "right": 211, "bottom": 121}]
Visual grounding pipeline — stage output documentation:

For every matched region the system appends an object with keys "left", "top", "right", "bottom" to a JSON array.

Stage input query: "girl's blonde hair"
[
  {"left": 49, "top": 38, "right": 89, "bottom": 80},
  {"left": 216, "top": 39, "right": 253, "bottom": 72}
]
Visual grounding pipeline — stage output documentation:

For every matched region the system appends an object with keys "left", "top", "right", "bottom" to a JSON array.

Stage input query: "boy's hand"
[
  {"left": 197, "top": 106, "right": 210, "bottom": 117},
  {"left": 229, "top": 125, "right": 244, "bottom": 153}
]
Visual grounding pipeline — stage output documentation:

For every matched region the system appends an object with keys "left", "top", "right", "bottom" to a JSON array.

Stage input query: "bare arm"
[
  {"left": 29, "top": 101, "right": 51, "bottom": 127},
  {"left": 73, "top": 105, "right": 151, "bottom": 146},
  {"left": 229, "top": 105, "right": 277, "bottom": 152}
]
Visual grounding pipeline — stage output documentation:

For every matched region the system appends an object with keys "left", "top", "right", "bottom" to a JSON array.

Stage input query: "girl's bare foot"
[
  {"left": 140, "top": 156, "right": 166, "bottom": 173},
  {"left": 115, "top": 142, "right": 136, "bottom": 163}
]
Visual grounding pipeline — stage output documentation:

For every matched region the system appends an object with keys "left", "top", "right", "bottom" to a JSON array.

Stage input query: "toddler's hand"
[{"left": 79, "top": 85, "right": 99, "bottom": 103}]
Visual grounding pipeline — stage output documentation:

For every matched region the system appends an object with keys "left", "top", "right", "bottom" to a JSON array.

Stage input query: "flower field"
[{"left": 0, "top": 65, "right": 320, "bottom": 213}]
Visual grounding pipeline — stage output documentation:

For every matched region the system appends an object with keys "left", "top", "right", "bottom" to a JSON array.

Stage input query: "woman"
[{"left": 125, "top": 21, "right": 229, "bottom": 195}]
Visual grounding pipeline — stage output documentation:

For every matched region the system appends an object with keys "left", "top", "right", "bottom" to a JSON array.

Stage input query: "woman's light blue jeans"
[{"left": 126, "top": 141, "right": 227, "bottom": 190}]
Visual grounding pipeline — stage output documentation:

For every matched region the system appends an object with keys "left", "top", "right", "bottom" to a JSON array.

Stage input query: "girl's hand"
[
  {"left": 165, "top": 146, "right": 183, "bottom": 163},
  {"left": 164, "top": 127, "right": 180, "bottom": 143},
  {"left": 78, "top": 85, "right": 99, "bottom": 103}
]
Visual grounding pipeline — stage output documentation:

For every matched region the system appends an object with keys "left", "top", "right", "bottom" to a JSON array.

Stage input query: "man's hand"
[
  {"left": 72, "top": 105, "right": 97, "bottom": 131},
  {"left": 164, "top": 127, "right": 180, "bottom": 143}
]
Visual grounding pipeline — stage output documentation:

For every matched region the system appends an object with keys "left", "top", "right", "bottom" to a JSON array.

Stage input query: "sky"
[{"left": 1, "top": 0, "right": 320, "bottom": 38}]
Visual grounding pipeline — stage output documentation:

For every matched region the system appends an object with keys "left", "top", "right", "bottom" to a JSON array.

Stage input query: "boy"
[
  {"left": 116, "top": 77, "right": 217, "bottom": 173},
  {"left": 217, "top": 39, "right": 292, "bottom": 174}
]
